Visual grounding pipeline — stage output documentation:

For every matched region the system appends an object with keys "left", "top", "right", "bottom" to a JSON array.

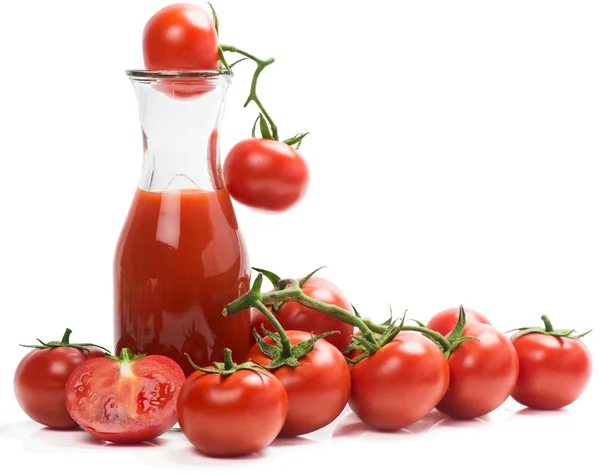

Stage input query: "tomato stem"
[
  {"left": 541, "top": 315, "right": 554, "bottom": 332},
  {"left": 220, "top": 44, "right": 279, "bottom": 140},
  {"left": 223, "top": 348, "right": 235, "bottom": 370},
  {"left": 60, "top": 328, "right": 73, "bottom": 345}
]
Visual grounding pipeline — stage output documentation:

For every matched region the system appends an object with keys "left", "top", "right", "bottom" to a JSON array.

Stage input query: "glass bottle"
[{"left": 114, "top": 70, "right": 251, "bottom": 376}]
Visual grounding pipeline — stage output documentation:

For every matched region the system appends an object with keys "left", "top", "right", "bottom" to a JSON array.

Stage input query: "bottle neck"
[{"left": 130, "top": 74, "right": 231, "bottom": 193}]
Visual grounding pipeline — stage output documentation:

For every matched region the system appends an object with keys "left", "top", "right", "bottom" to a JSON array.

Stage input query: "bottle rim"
[{"left": 126, "top": 70, "right": 233, "bottom": 80}]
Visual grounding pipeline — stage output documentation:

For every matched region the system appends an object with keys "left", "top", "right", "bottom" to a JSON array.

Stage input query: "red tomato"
[
  {"left": 349, "top": 331, "right": 450, "bottom": 430},
  {"left": 427, "top": 307, "right": 492, "bottom": 336},
  {"left": 178, "top": 367, "right": 287, "bottom": 456},
  {"left": 65, "top": 350, "right": 185, "bottom": 443},
  {"left": 14, "top": 345, "right": 104, "bottom": 429},
  {"left": 511, "top": 333, "right": 592, "bottom": 410},
  {"left": 436, "top": 323, "right": 519, "bottom": 419},
  {"left": 224, "top": 138, "right": 310, "bottom": 212},
  {"left": 251, "top": 276, "right": 353, "bottom": 351},
  {"left": 143, "top": 3, "right": 219, "bottom": 71},
  {"left": 249, "top": 330, "right": 350, "bottom": 437}
]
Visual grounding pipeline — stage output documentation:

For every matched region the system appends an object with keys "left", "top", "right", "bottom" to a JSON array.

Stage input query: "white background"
[{"left": 0, "top": 0, "right": 598, "bottom": 473}]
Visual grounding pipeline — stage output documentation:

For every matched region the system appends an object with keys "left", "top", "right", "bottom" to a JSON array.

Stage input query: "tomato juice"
[{"left": 114, "top": 187, "right": 250, "bottom": 376}]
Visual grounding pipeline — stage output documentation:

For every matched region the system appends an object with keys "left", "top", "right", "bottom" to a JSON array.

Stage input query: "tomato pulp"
[{"left": 114, "top": 188, "right": 251, "bottom": 376}]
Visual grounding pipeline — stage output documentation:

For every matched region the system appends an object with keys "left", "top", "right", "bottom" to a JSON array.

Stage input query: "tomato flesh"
[{"left": 65, "top": 355, "right": 185, "bottom": 443}]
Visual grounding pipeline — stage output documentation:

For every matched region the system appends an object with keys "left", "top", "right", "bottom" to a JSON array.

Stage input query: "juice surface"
[{"left": 114, "top": 187, "right": 250, "bottom": 376}]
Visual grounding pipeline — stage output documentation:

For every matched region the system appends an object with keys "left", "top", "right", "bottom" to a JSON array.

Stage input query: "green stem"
[
  {"left": 261, "top": 288, "right": 450, "bottom": 351},
  {"left": 255, "top": 301, "right": 293, "bottom": 358},
  {"left": 223, "top": 348, "right": 234, "bottom": 370},
  {"left": 268, "top": 290, "right": 378, "bottom": 346},
  {"left": 541, "top": 315, "right": 554, "bottom": 332},
  {"left": 60, "top": 328, "right": 72, "bottom": 345},
  {"left": 220, "top": 44, "right": 279, "bottom": 140}
]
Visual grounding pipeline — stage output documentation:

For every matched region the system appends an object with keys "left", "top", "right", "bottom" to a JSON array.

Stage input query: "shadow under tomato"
[
  {"left": 332, "top": 412, "right": 415, "bottom": 438},
  {"left": 428, "top": 413, "right": 492, "bottom": 429},
  {"left": 513, "top": 406, "right": 569, "bottom": 417},
  {"left": 268, "top": 436, "right": 317, "bottom": 448},
  {"left": 191, "top": 446, "right": 265, "bottom": 460}
]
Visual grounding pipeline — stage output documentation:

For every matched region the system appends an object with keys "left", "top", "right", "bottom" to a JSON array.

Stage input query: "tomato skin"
[
  {"left": 14, "top": 347, "right": 104, "bottom": 429},
  {"left": 249, "top": 330, "right": 350, "bottom": 437},
  {"left": 224, "top": 139, "right": 310, "bottom": 212},
  {"left": 143, "top": 3, "right": 219, "bottom": 71},
  {"left": 436, "top": 323, "right": 519, "bottom": 419},
  {"left": 65, "top": 354, "right": 185, "bottom": 443},
  {"left": 177, "top": 369, "right": 287, "bottom": 456},
  {"left": 250, "top": 277, "right": 353, "bottom": 351},
  {"left": 349, "top": 332, "right": 450, "bottom": 430},
  {"left": 427, "top": 307, "right": 492, "bottom": 336},
  {"left": 511, "top": 333, "right": 592, "bottom": 410}
]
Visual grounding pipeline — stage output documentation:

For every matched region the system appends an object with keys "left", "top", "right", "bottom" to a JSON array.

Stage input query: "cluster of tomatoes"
[
  {"left": 13, "top": 273, "right": 593, "bottom": 458},
  {"left": 143, "top": 3, "right": 310, "bottom": 213}
]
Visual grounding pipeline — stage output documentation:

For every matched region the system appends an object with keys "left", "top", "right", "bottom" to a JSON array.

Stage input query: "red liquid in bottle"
[{"left": 114, "top": 187, "right": 250, "bottom": 376}]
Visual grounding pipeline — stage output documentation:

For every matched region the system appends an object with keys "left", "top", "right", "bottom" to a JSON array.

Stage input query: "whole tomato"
[
  {"left": 14, "top": 329, "right": 106, "bottom": 429},
  {"left": 436, "top": 322, "right": 519, "bottom": 419},
  {"left": 249, "top": 330, "right": 350, "bottom": 437},
  {"left": 349, "top": 331, "right": 450, "bottom": 430},
  {"left": 224, "top": 138, "right": 310, "bottom": 212},
  {"left": 427, "top": 307, "right": 492, "bottom": 336},
  {"left": 178, "top": 350, "right": 288, "bottom": 457},
  {"left": 65, "top": 349, "right": 185, "bottom": 443},
  {"left": 251, "top": 276, "right": 353, "bottom": 351},
  {"left": 143, "top": 3, "right": 219, "bottom": 71},
  {"left": 510, "top": 316, "right": 592, "bottom": 410}
]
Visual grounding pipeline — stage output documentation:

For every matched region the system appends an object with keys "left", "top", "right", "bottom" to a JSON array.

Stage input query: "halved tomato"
[{"left": 65, "top": 349, "right": 185, "bottom": 443}]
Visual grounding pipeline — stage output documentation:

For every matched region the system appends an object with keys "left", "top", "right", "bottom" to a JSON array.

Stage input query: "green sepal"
[
  {"left": 259, "top": 114, "right": 274, "bottom": 140},
  {"left": 447, "top": 305, "right": 467, "bottom": 346},
  {"left": 253, "top": 327, "right": 278, "bottom": 359},
  {"left": 444, "top": 336, "right": 479, "bottom": 358},
  {"left": 352, "top": 335, "right": 378, "bottom": 355},
  {"left": 207, "top": 2, "right": 219, "bottom": 35},
  {"left": 106, "top": 348, "right": 145, "bottom": 363},
  {"left": 186, "top": 349, "right": 272, "bottom": 378},
  {"left": 298, "top": 266, "right": 326, "bottom": 287},
  {"left": 251, "top": 115, "right": 260, "bottom": 138},
  {"left": 19, "top": 328, "right": 111, "bottom": 355},
  {"left": 283, "top": 132, "right": 310, "bottom": 150},
  {"left": 255, "top": 330, "right": 339, "bottom": 369},
  {"left": 252, "top": 267, "right": 282, "bottom": 289},
  {"left": 507, "top": 315, "right": 593, "bottom": 340}
]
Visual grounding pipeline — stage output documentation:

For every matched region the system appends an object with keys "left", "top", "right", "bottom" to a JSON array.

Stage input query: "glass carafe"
[{"left": 114, "top": 70, "right": 251, "bottom": 376}]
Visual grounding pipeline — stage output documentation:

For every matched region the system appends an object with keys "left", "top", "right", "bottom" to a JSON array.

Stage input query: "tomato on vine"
[
  {"left": 349, "top": 331, "right": 450, "bottom": 430},
  {"left": 509, "top": 316, "right": 592, "bottom": 410},
  {"left": 14, "top": 328, "right": 108, "bottom": 429},
  {"left": 178, "top": 349, "right": 287, "bottom": 456},
  {"left": 224, "top": 139, "right": 309, "bottom": 212},
  {"left": 250, "top": 272, "right": 353, "bottom": 351},
  {"left": 225, "top": 273, "right": 351, "bottom": 437},
  {"left": 143, "top": 3, "right": 219, "bottom": 71},
  {"left": 435, "top": 306, "right": 519, "bottom": 419}
]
